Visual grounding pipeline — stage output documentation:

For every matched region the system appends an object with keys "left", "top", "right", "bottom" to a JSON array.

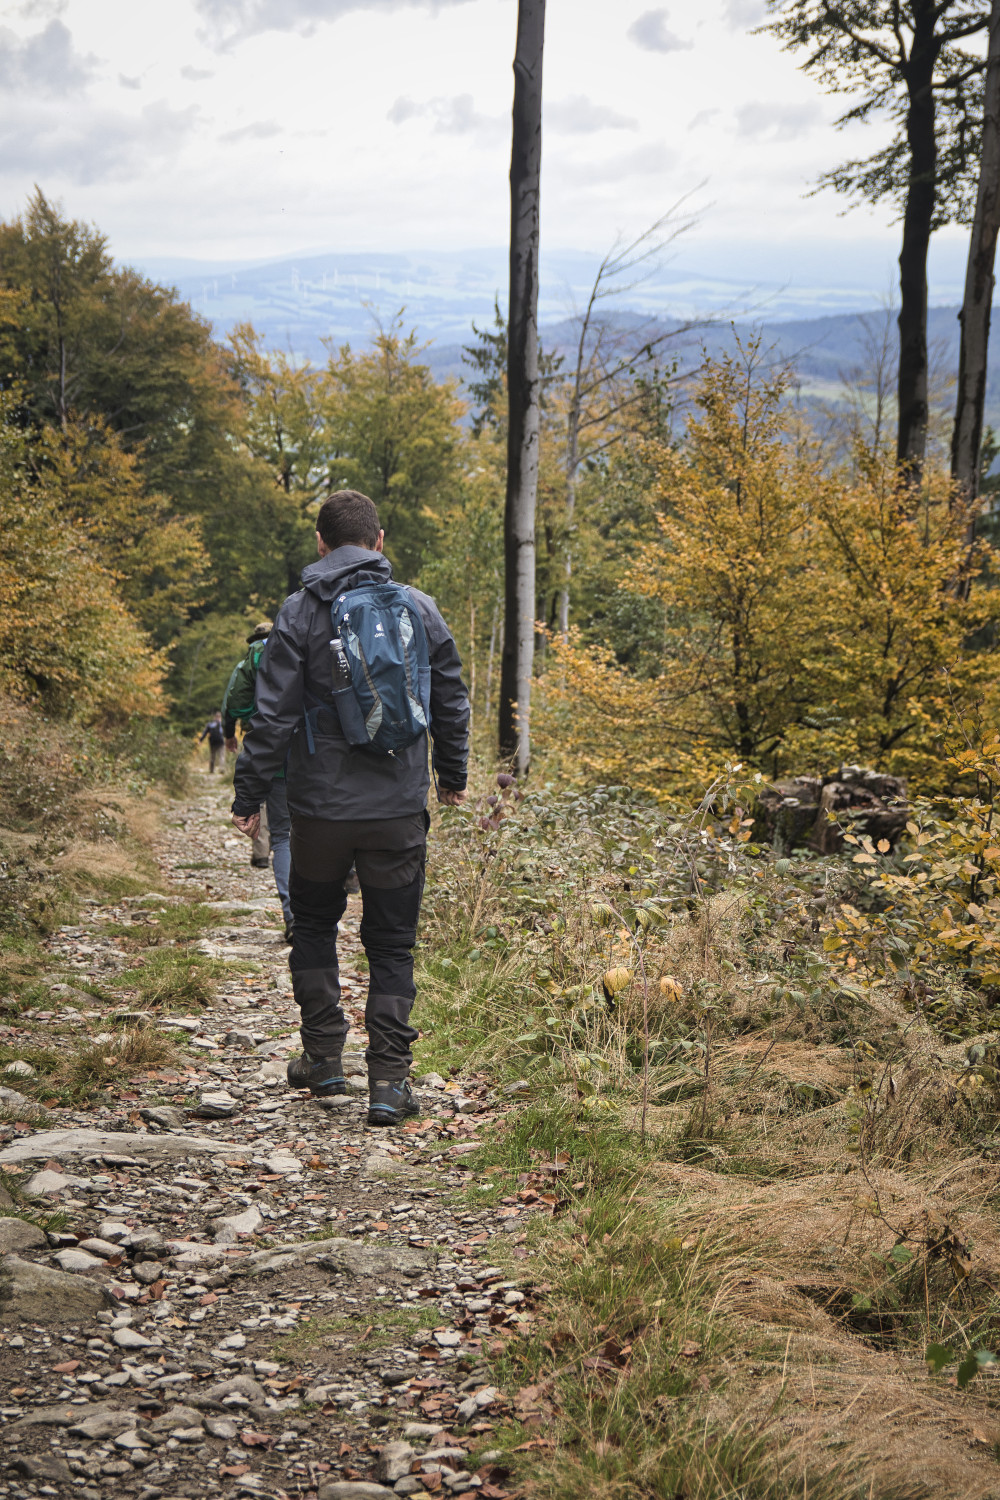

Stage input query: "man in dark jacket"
[
  {"left": 199, "top": 712, "right": 225, "bottom": 773},
  {"left": 222, "top": 620, "right": 294, "bottom": 940},
  {"left": 231, "top": 490, "right": 469, "bottom": 1127}
]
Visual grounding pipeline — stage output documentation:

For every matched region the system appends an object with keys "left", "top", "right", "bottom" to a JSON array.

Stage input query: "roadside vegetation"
[{"left": 414, "top": 749, "right": 1000, "bottom": 1499}]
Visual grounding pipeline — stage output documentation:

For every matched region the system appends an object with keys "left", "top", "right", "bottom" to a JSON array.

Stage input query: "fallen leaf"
[
  {"left": 680, "top": 1340, "right": 702, "bottom": 1358},
  {"left": 51, "top": 1360, "right": 80, "bottom": 1374},
  {"left": 240, "top": 1430, "right": 275, "bottom": 1448},
  {"left": 220, "top": 1465, "right": 251, "bottom": 1476}
]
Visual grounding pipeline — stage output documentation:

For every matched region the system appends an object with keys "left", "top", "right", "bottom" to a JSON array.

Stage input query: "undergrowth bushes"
[
  {"left": 418, "top": 754, "right": 1000, "bottom": 1497},
  {"left": 0, "top": 694, "right": 189, "bottom": 936}
]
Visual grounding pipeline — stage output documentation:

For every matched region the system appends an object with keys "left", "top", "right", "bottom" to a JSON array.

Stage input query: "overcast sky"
[{"left": 0, "top": 0, "right": 967, "bottom": 280}]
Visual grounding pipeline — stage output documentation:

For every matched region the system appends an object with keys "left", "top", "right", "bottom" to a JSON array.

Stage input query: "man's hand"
[
  {"left": 225, "top": 736, "right": 238, "bottom": 754},
  {"left": 437, "top": 787, "right": 466, "bottom": 806},
  {"left": 232, "top": 812, "right": 260, "bottom": 840}
]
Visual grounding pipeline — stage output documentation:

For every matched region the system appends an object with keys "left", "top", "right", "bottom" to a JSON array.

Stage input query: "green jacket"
[
  {"left": 222, "top": 641, "right": 265, "bottom": 737},
  {"left": 223, "top": 641, "right": 284, "bottom": 781}
]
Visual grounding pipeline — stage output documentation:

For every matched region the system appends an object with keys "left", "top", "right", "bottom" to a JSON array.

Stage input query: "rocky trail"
[{"left": 0, "top": 773, "right": 538, "bottom": 1500}]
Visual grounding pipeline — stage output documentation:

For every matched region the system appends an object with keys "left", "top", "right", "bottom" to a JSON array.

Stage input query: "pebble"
[
  {"left": 194, "top": 1089, "right": 238, "bottom": 1118},
  {"left": 112, "top": 1327, "right": 154, "bottom": 1349}
]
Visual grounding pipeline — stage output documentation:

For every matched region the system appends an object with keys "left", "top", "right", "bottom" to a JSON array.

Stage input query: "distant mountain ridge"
[{"left": 132, "top": 246, "right": 996, "bottom": 425}]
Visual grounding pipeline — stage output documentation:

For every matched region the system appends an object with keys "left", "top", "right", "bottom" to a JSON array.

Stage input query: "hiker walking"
[
  {"left": 222, "top": 621, "right": 294, "bottom": 941},
  {"left": 199, "top": 711, "right": 225, "bottom": 773},
  {"left": 231, "top": 490, "right": 469, "bottom": 1127}
]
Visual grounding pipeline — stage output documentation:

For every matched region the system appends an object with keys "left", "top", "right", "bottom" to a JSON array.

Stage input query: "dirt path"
[{"left": 0, "top": 770, "right": 528, "bottom": 1500}]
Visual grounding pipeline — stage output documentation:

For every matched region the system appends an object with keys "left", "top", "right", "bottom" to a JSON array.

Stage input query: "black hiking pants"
[{"left": 288, "top": 812, "right": 427, "bottom": 1081}]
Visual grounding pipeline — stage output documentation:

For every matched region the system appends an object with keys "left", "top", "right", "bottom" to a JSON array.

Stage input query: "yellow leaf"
[
  {"left": 602, "top": 966, "right": 633, "bottom": 1000},
  {"left": 877, "top": 839, "right": 890, "bottom": 854}
]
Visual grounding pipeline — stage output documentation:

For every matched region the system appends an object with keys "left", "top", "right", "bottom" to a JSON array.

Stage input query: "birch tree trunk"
[
  {"left": 952, "top": 0, "right": 1000, "bottom": 524},
  {"left": 498, "top": 0, "right": 545, "bottom": 774}
]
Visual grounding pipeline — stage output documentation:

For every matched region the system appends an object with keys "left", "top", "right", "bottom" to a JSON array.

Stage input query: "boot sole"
[
  {"left": 287, "top": 1076, "right": 350, "bottom": 1097},
  {"left": 367, "top": 1106, "right": 419, "bottom": 1127}
]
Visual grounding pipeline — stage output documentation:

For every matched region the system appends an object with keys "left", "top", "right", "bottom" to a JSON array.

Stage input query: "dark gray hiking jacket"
[{"left": 232, "top": 547, "right": 469, "bottom": 821}]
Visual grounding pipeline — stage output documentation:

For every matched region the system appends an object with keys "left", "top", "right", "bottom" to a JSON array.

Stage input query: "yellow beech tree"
[
  {"left": 0, "top": 407, "right": 165, "bottom": 720},
  {"left": 536, "top": 345, "right": 998, "bottom": 797}
]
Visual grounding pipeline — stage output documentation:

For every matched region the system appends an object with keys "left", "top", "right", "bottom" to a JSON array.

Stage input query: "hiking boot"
[
  {"left": 250, "top": 856, "right": 269, "bottom": 869},
  {"left": 286, "top": 1052, "right": 348, "bottom": 1097},
  {"left": 345, "top": 866, "right": 361, "bottom": 895},
  {"left": 367, "top": 1078, "right": 419, "bottom": 1127},
  {"left": 283, "top": 922, "right": 294, "bottom": 944}
]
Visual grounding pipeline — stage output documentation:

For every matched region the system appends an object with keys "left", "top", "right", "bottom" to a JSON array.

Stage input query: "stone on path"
[
  {"left": 113, "top": 1325, "right": 156, "bottom": 1349},
  {"left": 0, "top": 1085, "right": 47, "bottom": 1115},
  {"left": 149, "top": 1404, "right": 204, "bottom": 1432},
  {"left": 25, "top": 1168, "right": 91, "bottom": 1196},
  {"left": 132, "top": 1259, "right": 166, "bottom": 1285},
  {"left": 0, "top": 1217, "right": 47, "bottom": 1252},
  {"left": 374, "top": 1441, "right": 415, "bottom": 1482},
  {"left": 139, "top": 1104, "right": 186, "bottom": 1129},
  {"left": 194, "top": 1089, "right": 237, "bottom": 1118},
  {"left": 0, "top": 1255, "right": 114, "bottom": 1322},
  {"left": 251, "top": 1236, "right": 434, "bottom": 1278},
  {"left": 77, "top": 1236, "right": 124, "bottom": 1258},
  {"left": 213, "top": 1203, "right": 263, "bottom": 1242},
  {"left": 8, "top": 1400, "right": 122, "bottom": 1433},
  {"left": 9, "top": 1455, "right": 72, "bottom": 1483},
  {"left": 0, "top": 1127, "right": 238, "bottom": 1166},
  {"left": 54, "top": 1247, "right": 104, "bottom": 1271},
  {"left": 319, "top": 1485, "right": 398, "bottom": 1500},
  {"left": 69, "top": 1410, "right": 139, "bottom": 1440}
]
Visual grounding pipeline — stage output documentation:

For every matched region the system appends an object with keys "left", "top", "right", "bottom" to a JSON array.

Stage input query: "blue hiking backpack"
[{"left": 328, "top": 582, "right": 432, "bottom": 755}]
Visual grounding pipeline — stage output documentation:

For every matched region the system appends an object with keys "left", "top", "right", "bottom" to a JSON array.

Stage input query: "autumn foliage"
[{"left": 535, "top": 344, "right": 997, "bottom": 795}]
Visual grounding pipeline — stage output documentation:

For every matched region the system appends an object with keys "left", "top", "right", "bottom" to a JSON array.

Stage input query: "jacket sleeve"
[
  {"left": 222, "top": 655, "right": 259, "bottom": 739},
  {"left": 414, "top": 592, "right": 470, "bottom": 791},
  {"left": 221, "top": 660, "right": 245, "bottom": 739},
  {"left": 231, "top": 606, "right": 305, "bottom": 817}
]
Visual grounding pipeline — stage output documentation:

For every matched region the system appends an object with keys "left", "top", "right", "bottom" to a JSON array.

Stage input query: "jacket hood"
[{"left": 300, "top": 546, "right": 393, "bottom": 602}]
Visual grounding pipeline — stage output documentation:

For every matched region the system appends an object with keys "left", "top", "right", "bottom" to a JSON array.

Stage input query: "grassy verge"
[{"left": 414, "top": 772, "right": 1000, "bottom": 1500}]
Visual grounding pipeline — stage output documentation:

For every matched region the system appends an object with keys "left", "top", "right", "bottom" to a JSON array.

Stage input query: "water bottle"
[
  {"left": 329, "top": 636, "right": 367, "bottom": 745},
  {"left": 330, "top": 636, "right": 352, "bottom": 691}
]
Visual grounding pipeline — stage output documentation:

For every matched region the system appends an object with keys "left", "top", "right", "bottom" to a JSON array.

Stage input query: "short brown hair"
[{"left": 316, "top": 490, "right": 381, "bottom": 550}]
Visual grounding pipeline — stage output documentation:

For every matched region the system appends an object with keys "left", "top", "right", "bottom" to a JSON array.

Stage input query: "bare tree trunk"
[
  {"left": 468, "top": 596, "right": 477, "bottom": 738},
  {"left": 498, "top": 0, "right": 545, "bottom": 774},
  {"left": 952, "top": 0, "right": 1000, "bottom": 526},
  {"left": 559, "top": 313, "right": 586, "bottom": 641},
  {"left": 484, "top": 599, "right": 499, "bottom": 722},
  {"left": 896, "top": 3, "right": 938, "bottom": 483}
]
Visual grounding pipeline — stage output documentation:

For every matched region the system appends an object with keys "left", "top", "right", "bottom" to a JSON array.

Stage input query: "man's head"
[
  {"left": 246, "top": 619, "right": 273, "bottom": 644},
  {"left": 316, "top": 490, "right": 383, "bottom": 557}
]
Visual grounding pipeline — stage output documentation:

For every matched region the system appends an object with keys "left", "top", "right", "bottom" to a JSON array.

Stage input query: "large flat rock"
[
  {"left": 0, "top": 1128, "right": 238, "bottom": 1167},
  {"left": 245, "top": 1236, "right": 435, "bottom": 1277},
  {"left": 0, "top": 1255, "right": 115, "bottom": 1323}
]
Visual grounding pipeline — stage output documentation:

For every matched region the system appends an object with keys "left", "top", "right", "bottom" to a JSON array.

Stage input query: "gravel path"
[{"left": 0, "top": 772, "right": 537, "bottom": 1500}]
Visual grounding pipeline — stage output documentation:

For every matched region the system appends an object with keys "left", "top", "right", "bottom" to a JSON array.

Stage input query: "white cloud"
[
  {"left": 627, "top": 8, "right": 691, "bottom": 54},
  {"left": 689, "top": 108, "right": 721, "bottom": 130},
  {"left": 560, "top": 140, "right": 678, "bottom": 186},
  {"left": 119, "top": 73, "right": 141, "bottom": 89},
  {"left": 734, "top": 100, "right": 822, "bottom": 141},
  {"left": 0, "top": 99, "right": 198, "bottom": 186},
  {"left": 723, "top": 0, "right": 767, "bottom": 27},
  {"left": 219, "top": 119, "right": 282, "bottom": 142},
  {"left": 0, "top": 18, "right": 95, "bottom": 94},
  {"left": 387, "top": 93, "right": 503, "bottom": 136},
  {"left": 546, "top": 95, "right": 637, "bottom": 134},
  {"left": 181, "top": 64, "right": 214, "bottom": 81},
  {"left": 194, "top": 0, "right": 474, "bottom": 46}
]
